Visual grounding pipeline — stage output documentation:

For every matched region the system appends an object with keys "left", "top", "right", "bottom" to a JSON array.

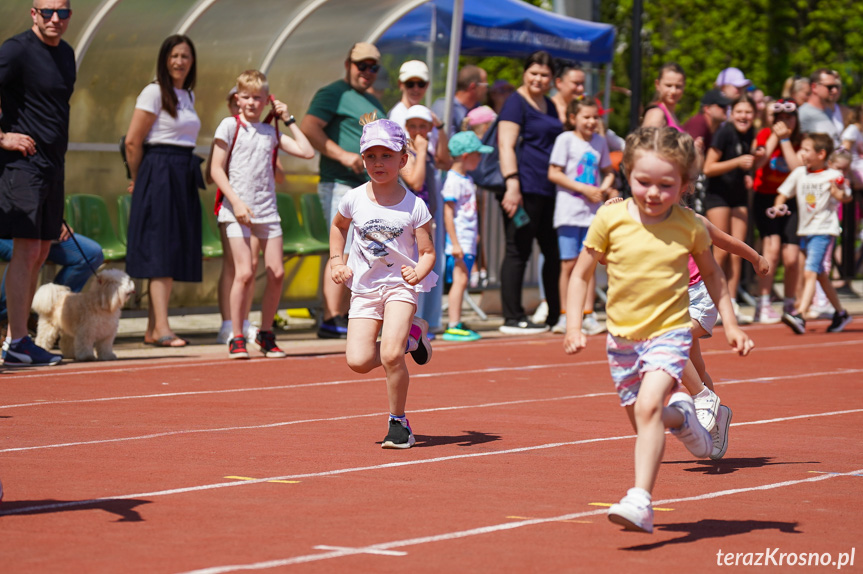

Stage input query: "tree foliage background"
[{"left": 465, "top": 0, "right": 863, "bottom": 136}]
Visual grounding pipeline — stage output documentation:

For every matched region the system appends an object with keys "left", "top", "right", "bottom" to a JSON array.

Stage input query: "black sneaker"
[
  {"left": 498, "top": 317, "right": 550, "bottom": 335},
  {"left": 228, "top": 336, "right": 250, "bottom": 359},
  {"left": 781, "top": 312, "right": 806, "bottom": 335},
  {"left": 255, "top": 330, "right": 286, "bottom": 358},
  {"left": 317, "top": 315, "right": 348, "bottom": 339},
  {"left": 827, "top": 310, "right": 852, "bottom": 333},
  {"left": 381, "top": 418, "right": 415, "bottom": 449}
]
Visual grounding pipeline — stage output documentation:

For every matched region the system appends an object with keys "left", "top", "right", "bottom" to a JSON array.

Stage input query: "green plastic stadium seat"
[
  {"left": 201, "top": 198, "right": 224, "bottom": 258},
  {"left": 64, "top": 194, "right": 126, "bottom": 261},
  {"left": 299, "top": 193, "right": 329, "bottom": 243},
  {"left": 276, "top": 193, "right": 329, "bottom": 256}
]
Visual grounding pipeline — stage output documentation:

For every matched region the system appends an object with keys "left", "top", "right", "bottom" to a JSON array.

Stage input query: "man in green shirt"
[{"left": 301, "top": 42, "right": 386, "bottom": 339}]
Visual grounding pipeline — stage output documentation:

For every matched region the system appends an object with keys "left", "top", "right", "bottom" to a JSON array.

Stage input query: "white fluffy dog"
[{"left": 32, "top": 269, "right": 135, "bottom": 361}]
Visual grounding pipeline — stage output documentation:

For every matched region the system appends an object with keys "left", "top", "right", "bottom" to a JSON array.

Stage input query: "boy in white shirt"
[
  {"left": 441, "top": 131, "right": 492, "bottom": 341},
  {"left": 774, "top": 133, "right": 853, "bottom": 334},
  {"left": 210, "top": 70, "right": 314, "bottom": 358}
]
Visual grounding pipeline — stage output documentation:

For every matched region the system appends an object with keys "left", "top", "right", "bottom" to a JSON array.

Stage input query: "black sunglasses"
[
  {"left": 35, "top": 8, "right": 71, "bottom": 20},
  {"left": 404, "top": 80, "right": 427, "bottom": 89},
  {"left": 354, "top": 61, "right": 380, "bottom": 73},
  {"left": 820, "top": 83, "right": 840, "bottom": 91}
]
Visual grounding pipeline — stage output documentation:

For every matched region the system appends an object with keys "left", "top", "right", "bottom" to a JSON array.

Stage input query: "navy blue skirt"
[{"left": 126, "top": 145, "right": 204, "bottom": 281}]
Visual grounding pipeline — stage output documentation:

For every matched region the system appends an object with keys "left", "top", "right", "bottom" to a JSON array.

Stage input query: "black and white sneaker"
[
  {"left": 381, "top": 418, "right": 415, "bottom": 449},
  {"left": 498, "top": 317, "right": 550, "bottom": 335},
  {"left": 827, "top": 310, "right": 852, "bottom": 333},
  {"left": 781, "top": 312, "right": 806, "bottom": 335},
  {"left": 408, "top": 316, "right": 432, "bottom": 365}
]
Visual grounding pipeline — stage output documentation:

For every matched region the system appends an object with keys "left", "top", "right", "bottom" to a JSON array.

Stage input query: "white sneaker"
[
  {"left": 754, "top": 303, "right": 781, "bottom": 324},
  {"left": 581, "top": 313, "right": 606, "bottom": 335},
  {"left": 709, "top": 405, "right": 732, "bottom": 460},
  {"left": 216, "top": 322, "right": 232, "bottom": 345},
  {"left": 530, "top": 301, "right": 548, "bottom": 325},
  {"left": 668, "top": 392, "right": 712, "bottom": 458},
  {"left": 608, "top": 488, "right": 653, "bottom": 533},
  {"left": 551, "top": 315, "right": 567, "bottom": 334},
  {"left": 693, "top": 388, "right": 721, "bottom": 432},
  {"left": 244, "top": 321, "right": 259, "bottom": 342}
]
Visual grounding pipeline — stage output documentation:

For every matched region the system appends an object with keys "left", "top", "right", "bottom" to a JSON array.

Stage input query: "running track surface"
[{"left": 1, "top": 320, "right": 862, "bottom": 573}]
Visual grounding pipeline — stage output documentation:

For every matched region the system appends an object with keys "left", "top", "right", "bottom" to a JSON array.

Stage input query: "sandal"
[{"left": 146, "top": 335, "right": 189, "bottom": 348}]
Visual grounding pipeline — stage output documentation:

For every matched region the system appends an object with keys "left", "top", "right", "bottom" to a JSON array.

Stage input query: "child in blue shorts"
[{"left": 441, "top": 132, "right": 492, "bottom": 341}]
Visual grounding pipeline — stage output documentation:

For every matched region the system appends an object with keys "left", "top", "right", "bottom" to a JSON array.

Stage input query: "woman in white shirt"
[{"left": 124, "top": 35, "right": 203, "bottom": 347}]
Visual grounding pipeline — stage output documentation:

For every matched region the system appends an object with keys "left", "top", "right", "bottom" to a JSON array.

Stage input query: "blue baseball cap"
[{"left": 448, "top": 131, "right": 493, "bottom": 157}]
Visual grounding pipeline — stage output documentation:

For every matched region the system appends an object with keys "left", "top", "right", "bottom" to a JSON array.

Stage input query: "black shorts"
[
  {"left": 0, "top": 167, "right": 64, "bottom": 240},
  {"left": 752, "top": 193, "right": 799, "bottom": 245},
  {"left": 703, "top": 185, "right": 749, "bottom": 211}
]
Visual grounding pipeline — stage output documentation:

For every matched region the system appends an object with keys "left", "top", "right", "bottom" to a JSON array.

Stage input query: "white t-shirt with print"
[
  {"left": 841, "top": 123, "right": 863, "bottom": 174},
  {"left": 214, "top": 116, "right": 280, "bottom": 224},
  {"left": 778, "top": 166, "right": 850, "bottom": 236},
  {"left": 135, "top": 83, "right": 200, "bottom": 147},
  {"left": 338, "top": 183, "right": 435, "bottom": 293},
  {"left": 549, "top": 131, "right": 611, "bottom": 228},
  {"left": 441, "top": 170, "right": 478, "bottom": 256}
]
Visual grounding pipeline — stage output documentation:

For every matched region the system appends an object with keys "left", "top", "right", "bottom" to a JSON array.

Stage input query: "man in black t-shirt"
[{"left": 0, "top": 2, "right": 75, "bottom": 367}]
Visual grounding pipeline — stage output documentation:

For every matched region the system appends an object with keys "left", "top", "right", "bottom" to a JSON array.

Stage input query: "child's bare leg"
[
  {"left": 345, "top": 317, "right": 382, "bottom": 374},
  {"left": 757, "top": 234, "right": 781, "bottom": 298},
  {"left": 257, "top": 236, "right": 285, "bottom": 332},
  {"left": 228, "top": 235, "right": 254, "bottom": 337},
  {"left": 796, "top": 270, "right": 818, "bottom": 316},
  {"left": 631, "top": 371, "right": 678, "bottom": 493},
  {"left": 781, "top": 243, "right": 800, "bottom": 302},
  {"left": 447, "top": 260, "right": 469, "bottom": 326},
  {"left": 245, "top": 235, "right": 260, "bottom": 324},
  {"left": 380, "top": 301, "right": 415, "bottom": 416},
  {"left": 681, "top": 321, "right": 713, "bottom": 393},
  {"left": 817, "top": 272, "right": 845, "bottom": 312},
  {"left": 218, "top": 224, "right": 234, "bottom": 323}
]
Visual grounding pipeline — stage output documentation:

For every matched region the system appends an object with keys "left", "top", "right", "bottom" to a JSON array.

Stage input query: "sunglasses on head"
[
  {"left": 770, "top": 101, "right": 797, "bottom": 113},
  {"left": 354, "top": 61, "right": 380, "bottom": 73},
  {"left": 404, "top": 80, "right": 427, "bottom": 89},
  {"left": 35, "top": 8, "right": 71, "bottom": 20}
]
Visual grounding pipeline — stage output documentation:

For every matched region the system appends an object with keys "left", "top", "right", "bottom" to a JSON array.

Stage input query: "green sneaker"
[{"left": 442, "top": 323, "right": 481, "bottom": 342}]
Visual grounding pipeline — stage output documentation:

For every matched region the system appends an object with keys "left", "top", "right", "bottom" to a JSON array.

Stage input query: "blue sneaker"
[
  {"left": 317, "top": 315, "right": 348, "bottom": 339},
  {"left": 442, "top": 323, "right": 481, "bottom": 342},
  {"left": 3, "top": 336, "right": 62, "bottom": 367}
]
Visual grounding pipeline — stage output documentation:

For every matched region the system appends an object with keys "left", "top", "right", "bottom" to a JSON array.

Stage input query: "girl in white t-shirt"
[
  {"left": 841, "top": 104, "right": 863, "bottom": 186},
  {"left": 210, "top": 70, "right": 314, "bottom": 359},
  {"left": 330, "top": 115, "right": 437, "bottom": 449},
  {"left": 547, "top": 97, "right": 617, "bottom": 336}
]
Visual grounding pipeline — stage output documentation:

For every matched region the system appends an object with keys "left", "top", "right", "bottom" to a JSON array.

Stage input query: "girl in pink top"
[{"left": 641, "top": 63, "right": 686, "bottom": 131}]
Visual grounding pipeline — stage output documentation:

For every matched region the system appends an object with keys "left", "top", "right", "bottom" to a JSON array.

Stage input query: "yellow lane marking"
[{"left": 224, "top": 476, "right": 301, "bottom": 484}]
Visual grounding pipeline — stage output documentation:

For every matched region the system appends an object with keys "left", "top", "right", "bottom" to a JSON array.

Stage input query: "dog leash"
[{"left": 62, "top": 220, "right": 102, "bottom": 283}]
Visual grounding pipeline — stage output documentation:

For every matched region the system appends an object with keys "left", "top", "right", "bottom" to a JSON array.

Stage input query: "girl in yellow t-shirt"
[{"left": 563, "top": 127, "right": 753, "bottom": 534}]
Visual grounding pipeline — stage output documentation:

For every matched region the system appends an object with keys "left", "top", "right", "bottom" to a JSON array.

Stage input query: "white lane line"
[
  {"left": 4, "top": 369, "right": 861, "bottom": 453},
  {"left": 0, "top": 392, "right": 614, "bottom": 453},
  {"left": 2, "top": 407, "right": 861, "bottom": 517},
  {"left": 175, "top": 468, "right": 863, "bottom": 574}
]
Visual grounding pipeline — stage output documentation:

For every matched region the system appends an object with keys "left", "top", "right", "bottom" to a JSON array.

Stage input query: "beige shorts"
[
  {"left": 349, "top": 284, "right": 418, "bottom": 320},
  {"left": 222, "top": 220, "right": 283, "bottom": 239}
]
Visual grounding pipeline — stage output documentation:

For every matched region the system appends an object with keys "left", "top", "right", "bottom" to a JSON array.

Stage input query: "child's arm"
[
  {"left": 210, "top": 136, "right": 253, "bottom": 225},
  {"left": 547, "top": 164, "right": 603, "bottom": 203},
  {"left": 301, "top": 115, "right": 364, "bottom": 175},
  {"left": 400, "top": 137, "right": 427, "bottom": 191},
  {"left": 402, "top": 221, "right": 436, "bottom": 285},
  {"left": 563, "top": 247, "right": 601, "bottom": 355},
  {"left": 272, "top": 100, "right": 315, "bottom": 159},
  {"left": 443, "top": 201, "right": 462, "bottom": 259},
  {"left": 433, "top": 126, "right": 453, "bottom": 171},
  {"left": 599, "top": 166, "right": 618, "bottom": 199},
  {"left": 329, "top": 212, "right": 353, "bottom": 285},
  {"left": 703, "top": 147, "right": 754, "bottom": 177},
  {"left": 829, "top": 180, "right": 853, "bottom": 203},
  {"left": 696, "top": 213, "right": 770, "bottom": 276},
  {"left": 692, "top": 248, "right": 754, "bottom": 356}
]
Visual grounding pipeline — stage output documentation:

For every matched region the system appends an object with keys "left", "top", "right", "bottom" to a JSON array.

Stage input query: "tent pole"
[
  {"left": 443, "top": 0, "right": 464, "bottom": 134},
  {"left": 426, "top": 4, "right": 436, "bottom": 108},
  {"left": 603, "top": 63, "right": 612, "bottom": 127},
  {"left": 629, "top": 0, "right": 643, "bottom": 132}
]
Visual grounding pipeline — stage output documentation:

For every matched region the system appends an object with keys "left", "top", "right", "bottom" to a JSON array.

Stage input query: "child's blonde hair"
[
  {"left": 829, "top": 147, "right": 852, "bottom": 166},
  {"left": 236, "top": 70, "right": 269, "bottom": 94},
  {"left": 622, "top": 126, "right": 700, "bottom": 184}
]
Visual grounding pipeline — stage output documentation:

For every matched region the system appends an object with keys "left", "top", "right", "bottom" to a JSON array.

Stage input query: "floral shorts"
[{"left": 606, "top": 327, "right": 692, "bottom": 406}]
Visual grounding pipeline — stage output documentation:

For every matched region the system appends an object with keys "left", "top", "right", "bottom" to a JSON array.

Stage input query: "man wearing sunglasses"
[
  {"left": 0, "top": 1, "right": 75, "bottom": 366},
  {"left": 301, "top": 42, "right": 386, "bottom": 339},
  {"left": 799, "top": 68, "right": 844, "bottom": 148}
]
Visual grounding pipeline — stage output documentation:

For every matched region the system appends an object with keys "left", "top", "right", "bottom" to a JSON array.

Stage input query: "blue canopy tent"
[{"left": 374, "top": 0, "right": 616, "bottom": 128}]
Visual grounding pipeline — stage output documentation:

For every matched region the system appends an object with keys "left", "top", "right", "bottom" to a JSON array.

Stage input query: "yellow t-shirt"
[{"left": 585, "top": 199, "right": 711, "bottom": 340}]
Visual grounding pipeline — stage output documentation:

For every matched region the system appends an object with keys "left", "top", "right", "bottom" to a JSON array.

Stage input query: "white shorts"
[
  {"left": 222, "top": 220, "right": 283, "bottom": 239},
  {"left": 349, "top": 284, "right": 418, "bottom": 321},
  {"left": 688, "top": 279, "right": 717, "bottom": 338}
]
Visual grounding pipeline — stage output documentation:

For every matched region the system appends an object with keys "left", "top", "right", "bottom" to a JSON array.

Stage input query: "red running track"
[{"left": 1, "top": 320, "right": 862, "bottom": 573}]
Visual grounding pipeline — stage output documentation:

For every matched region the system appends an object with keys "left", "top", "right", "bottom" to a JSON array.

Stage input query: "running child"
[
  {"left": 210, "top": 70, "right": 315, "bottom": 358},
  {"left": 441, "top": 131, "right": 492, "bottom": 342},
  {"left": 774, "top": 133, "right": 853, "bottom": 334},
  {"left": 564, "top": 127, "right": 752, "bottom": 534},
  {"left": 547, "top": 96, "right": 617, "bottom": 336},
  {"left": 330, "top": 114, "right": 436, "bottom": 449}
]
